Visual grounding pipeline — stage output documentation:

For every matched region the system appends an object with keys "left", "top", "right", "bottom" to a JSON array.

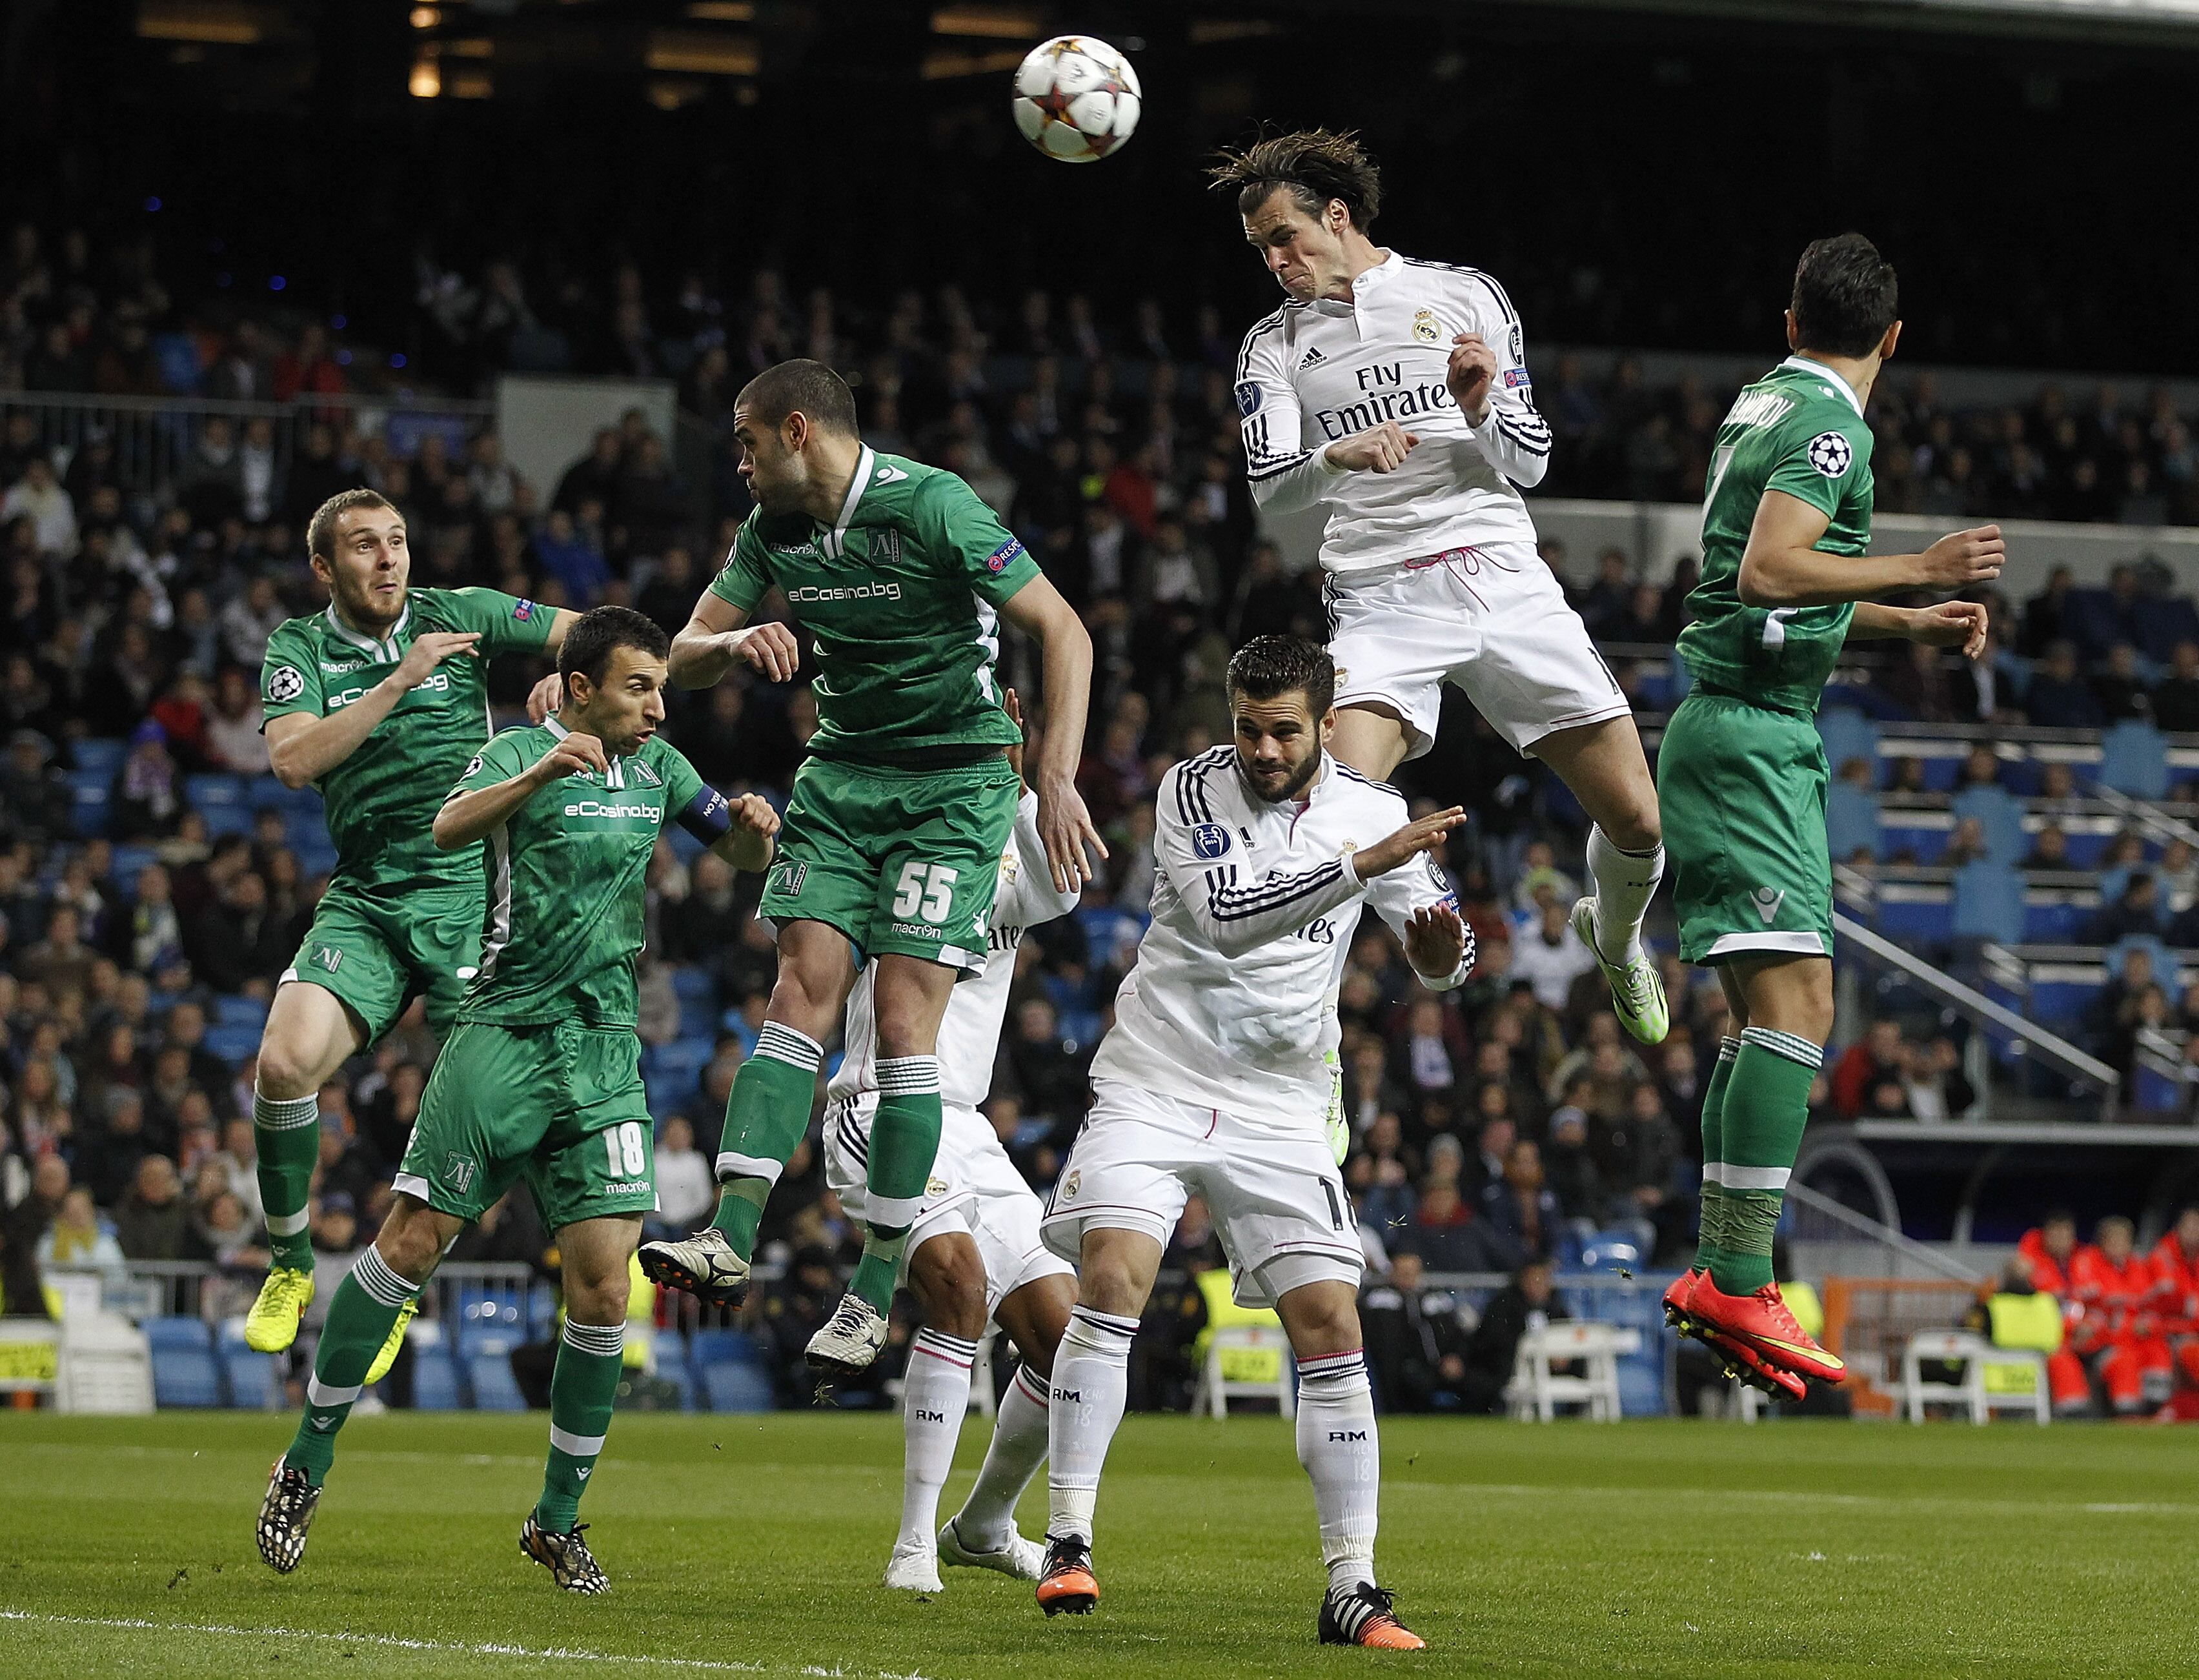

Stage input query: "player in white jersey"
[
  {"left": 1031, "top": 636, "right": 1472, "bottom": 1650},
  {"left": 824, "top": 694, "right": 1080, "bottom": 1593},
  {"left": 1211, "top": 129, "right": 1670, "bottom": 1047}
]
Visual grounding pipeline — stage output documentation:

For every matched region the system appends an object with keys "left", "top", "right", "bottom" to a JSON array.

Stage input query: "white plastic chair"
[
  {"left": 1506, "top": 1321, "right": 1639, "bottom": 1422},
  {"left": 1901, "top": 1330, "right": 2050, "bottom": 1424},
  {"left": 1190, "top": 1324, "right": 1295, "bottom": 1419}
]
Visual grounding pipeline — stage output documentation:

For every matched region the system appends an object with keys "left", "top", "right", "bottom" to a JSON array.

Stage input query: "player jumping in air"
[
  {"left": 245, "top": 490, "right": 577, "bottom": 1373},
  {"left": 1660, "top": 236, "right": 2001, "bottom": 1394},
  {"left": 824, "top": 689, "right": 1082, "bottom": 1593},
  {"left": 1212, "top": 129, "right": 1669, "bottom": 1046},
  {"left": 640, "top": 359, "right": 1100, "bottom": 1375},
  {"left": 1035, "top": 635, "right": 1472, "bottom": 1649},
  {"left": 256, "top": 607, "right": 779, "bottom": 1590}
]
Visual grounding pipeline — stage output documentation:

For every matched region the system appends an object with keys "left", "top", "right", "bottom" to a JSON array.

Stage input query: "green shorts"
[
  {"left": 1657, "top": 689, "right": 1835, "bottom": 967},
  {"left": 283, "top": 881, "right": 481, "bottom": 1040},
  {"left": 395, "top": 1020, "right": 656, "bottom": 1231},
  {"left": 760, "top": 754, "right": 1020, "bottom": 971}
]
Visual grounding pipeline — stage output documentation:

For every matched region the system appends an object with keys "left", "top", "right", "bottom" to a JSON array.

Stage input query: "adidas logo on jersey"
[{"left": 1299, "top": 347, "right": 1326, "bottom": 370}]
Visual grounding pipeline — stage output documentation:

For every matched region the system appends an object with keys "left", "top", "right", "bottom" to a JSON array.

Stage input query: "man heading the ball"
[
  {"left": 256, "top": 606, "right": 779, "bottom": 1590},
  {"left": 243, "top": 490, "right": 576, "bottom": 1371},
  {"left": 641, "top": 359, "right": 1100, "bottom": 1375},
  {"left": 1213, "top": 128, "right": 1669, "bottom": 1047},
  {"left": 1659, "top": 236, "right": 2001, "bottom": 1392}
]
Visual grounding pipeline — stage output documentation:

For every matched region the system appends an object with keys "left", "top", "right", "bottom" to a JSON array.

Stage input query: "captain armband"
[{"left": 678, "top": 785, "right": 735, "bottom": 845}]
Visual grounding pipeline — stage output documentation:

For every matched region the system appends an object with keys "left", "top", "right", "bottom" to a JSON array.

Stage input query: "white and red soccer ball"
[{"left": 1011, "top": 35, "right": 1141, "bottom": 163}]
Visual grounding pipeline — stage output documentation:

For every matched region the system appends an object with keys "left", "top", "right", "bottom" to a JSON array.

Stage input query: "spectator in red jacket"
[
  {"left": 2148, "top": 1205, "right": 2199, "bottom": 1391},
  {"left": 1832, "top": 1018, "right": 1905, "bottom": 1119},
  {"left": 2069, "top": 1216, "right": 2171, "bottom": 1416},
  {"left": 2017, "top": 1213, "right": 2091, "bottom": 1413}
]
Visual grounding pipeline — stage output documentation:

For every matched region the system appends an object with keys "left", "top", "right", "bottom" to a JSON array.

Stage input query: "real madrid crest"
[{"left": 1412, "top": 309, "right": 1440, "bottom": 343}]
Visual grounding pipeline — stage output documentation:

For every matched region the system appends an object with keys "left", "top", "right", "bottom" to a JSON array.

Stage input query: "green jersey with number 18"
[
  {"left": 258, "top": 586, "right": 554, "bottom": 891},
  {"left": 707, "top": 447, "right": 1042, "bottom": 766},
  {"left": 1676, "top": 356, "right": 1877, "bottom": 714}
]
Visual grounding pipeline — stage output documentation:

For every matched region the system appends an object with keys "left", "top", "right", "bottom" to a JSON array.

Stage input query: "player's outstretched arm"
[
  {"left": 998, "top": 574, "right": 1107, "bottom": 893},
  {"left": 433, "top": 731, "right": 606, "bottom": 850},
  {"left": 1849, "top": 599, "right": 1991, "bottom": 660},
  {"left": 265, "top": 631, "right": 481, "bottom": 789},
  {"left": 1738, "top": 491, "right": 2003, "bottom": 608},
  {"left": 523, "top": 608, "right": 588, "bottom": 721},
  {"left": 667, "top": 592, "right": 801, "bottom": 690}
]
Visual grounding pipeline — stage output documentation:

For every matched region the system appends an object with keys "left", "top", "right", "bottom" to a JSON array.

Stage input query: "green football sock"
[
  {"left": 708, "top": 1022, "right": 823, "bottom": 1259},
  {"left": 254, "top": 1086, "right": 322, "bottom": 1272},
  {"left": 536, "top": 1320, "right": 625, "bottom": 1533},
  {"left": 1694, "top": 1035, "right": 1743, "bottom": 1275},
  {"left": 849, "top": 1058, "right": 944, "bottom": 1313},
  {"left": 1708, "top": 1027, "right": 1823, "bottom": 1296},
  {"left": 283, "top": 1248, "right": 419, "bottom": 1487}
]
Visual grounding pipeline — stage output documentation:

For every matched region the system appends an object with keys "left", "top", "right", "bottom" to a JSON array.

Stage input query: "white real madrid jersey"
[
  {"left": 1234, "top": 250, "right": 1552, "bottom": 573},
  {"left": 1092, "top": 747, "right": 1473, "bottom": 1130}
]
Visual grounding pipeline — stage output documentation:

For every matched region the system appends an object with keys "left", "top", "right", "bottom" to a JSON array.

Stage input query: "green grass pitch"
[{"left": 3, "top": 1410, "right": 2194, "bottom": 1678}]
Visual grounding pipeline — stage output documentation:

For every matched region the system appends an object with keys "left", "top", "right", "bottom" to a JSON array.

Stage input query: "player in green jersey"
[
  {"left": 256, "top": 606, "right": 778, "bottom": 1591},
  {"left": 640, "top": 359, "right": 1100, "bottom": 1373},
  {"left": 1657, "top": 236, "right": 2002, "bottom": 1393},
  {"left": 243, "top": 489, "right": 580, "bottom": 1368}
]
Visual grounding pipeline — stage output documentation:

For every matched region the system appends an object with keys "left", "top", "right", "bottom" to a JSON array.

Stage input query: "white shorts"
[
  {"left": 1040, "top": 1078, "right": 1363, "bottom": 1310},
  {"left": 1324, "top": 540, "right": 1630, "bottom": 760},
  {"left": 825, "top": 1096, "right": 1071, "bottom": 1319}
]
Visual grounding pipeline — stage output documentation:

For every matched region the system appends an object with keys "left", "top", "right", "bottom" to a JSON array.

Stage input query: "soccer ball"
[{"left": 1011, "top": 35, "right": 1140, "bottom": 163}]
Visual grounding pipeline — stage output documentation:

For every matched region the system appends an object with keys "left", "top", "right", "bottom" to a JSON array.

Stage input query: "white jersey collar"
[
  {"left": 818, "top": 444, "right": 876, "bottom": 560},
  {"left": 323, "top": 598, "right": 409, "bottom": 663},
  {"left": 1779, "top": 354, "right": 1865, "bottom": 418}
]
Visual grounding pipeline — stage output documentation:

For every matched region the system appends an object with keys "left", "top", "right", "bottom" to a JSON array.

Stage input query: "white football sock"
[
  {"left": 896, "top": 1328, "right": 977, "bottom": 1555},
  {"left": 1295, "top": 1348, "right": 1380, "bottom": 1592},
  {"left": 953, "top": 1361, "right": 1051, "bottom": 1549},
  {"left": 1586, "top": 824, "right": 1665, "bottom": 965},
  {"left": 1046, "top": 1305, "right": 1137, "bottom": 1544}
]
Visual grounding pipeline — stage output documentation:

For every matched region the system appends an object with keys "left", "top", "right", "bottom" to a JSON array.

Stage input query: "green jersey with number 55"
[
  {"left": 1676, "top": 356, "right": 1876, "bottom": 713},
  {"left": 707, "top": 447, "right": 1040, "bottom": 767}
]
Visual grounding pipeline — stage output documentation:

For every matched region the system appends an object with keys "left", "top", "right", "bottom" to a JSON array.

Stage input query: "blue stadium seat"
[
  {"left": 152, "top": 1346, "right": 225, "bottom": 1408},
  {"left": 700, "top": 1361, "right": 775, "bottom": 1413},
  {"left": 654, "top": 1360, "right": 698, "bottom": 1412},
  {"left": 1951, "top": 786, "right": 2026, "bottom": 864},
  {"left": 672, "top": 967, "right": 718, "bottom": 1040},
  {"left": 689, "top": 1328, "right": 760, "bottom": 1367},
  {"left": 108, "top": 843, "right": 160, "bottom": 884},
  {"left": 1825, "top": 784, "right": 1883, "bottom": 862},
  {"left": 69, "top": 778, "right": 111, "bottom": 838},
  {"left": 185, "top": 773, "right": 247, "bottom": 814},
  {"left": 647, "top": 1038, "right": 713, "bottom": 1117},
  {"left": 203, "top": 1022, "right": 264, "bottom": 1065},
  {"left": 1874, "top": 882, "right": 1951, "bottom": 945},
  {"left": 1816, "top": 707, "right": 1879, "bottom": 779},
  {"left": 2023, "top": 896, "right": 2089, "bottom": 944},
  {"left": 224, "top": 1350, "right": 283, "bottom": 1410},
  {"left": 72, "top": 738, "right": 126, "bottom": 778},
  {"left": 1952, "top": 862, "right": 2024, "bottom": 946},
  {"left": 215, "top": 994, "right": 270, "bottom": 1030},
  {"left": 467, "top": 1351, "right": 527, "bottom": 1411},
  {"left": 146, "top": 1315, "right": 214, "bottom": 1351},
  {"left": 412, "top": 1348, "right": 464, "bottom": 1411},
  {"left": 199, "top": 803, "right": 254, "bottom": 838},
  {"left": 2099, "top": 720, "right": 2170, "bottom": 799}
]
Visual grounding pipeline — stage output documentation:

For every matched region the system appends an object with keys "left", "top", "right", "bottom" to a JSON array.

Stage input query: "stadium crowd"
[{"left": 5, "top": 222, "right": 2199, "bottom": 1414}]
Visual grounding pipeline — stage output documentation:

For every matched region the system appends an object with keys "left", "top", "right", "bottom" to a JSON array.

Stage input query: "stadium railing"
[{"left": 0, "top": 389, "right": 496, "bottom": 505}]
